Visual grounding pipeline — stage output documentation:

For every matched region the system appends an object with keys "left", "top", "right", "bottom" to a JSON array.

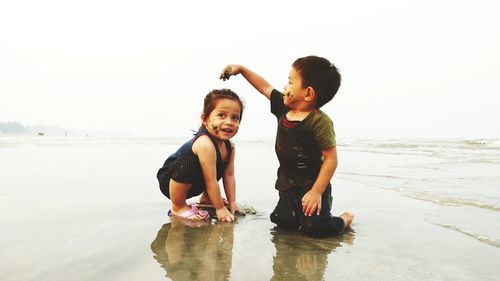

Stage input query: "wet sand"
[{"left": 1, "top": 137, "right": 499, "bottom": 281}]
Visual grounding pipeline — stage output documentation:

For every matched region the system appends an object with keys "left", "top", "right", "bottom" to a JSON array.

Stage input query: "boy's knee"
[
  {"left": 270, "top": 214, "right": 299, "bottom": 230},
  {"left": 270, "top": 206, "right": 299, "bottom": 230}
]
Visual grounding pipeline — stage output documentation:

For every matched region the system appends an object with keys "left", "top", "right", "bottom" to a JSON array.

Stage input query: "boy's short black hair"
[{"left": 292, "top": 56, "right": 341, "bottom": 108}]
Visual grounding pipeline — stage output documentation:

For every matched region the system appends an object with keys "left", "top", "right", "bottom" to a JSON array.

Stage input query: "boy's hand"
[
  {"left": 216, "top": 206, "right": 235, "bottom": 222},
  {"left": 301, "top": 189, "right": 322, "bottom": 216},
  {"left": 219, "top": 64, "right": 241, "bottom": 81}
]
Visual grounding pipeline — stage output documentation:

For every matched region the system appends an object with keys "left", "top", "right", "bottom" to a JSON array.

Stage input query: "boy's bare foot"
[{"left": 340, "top": 212, "right": 354, "bottom": 228}]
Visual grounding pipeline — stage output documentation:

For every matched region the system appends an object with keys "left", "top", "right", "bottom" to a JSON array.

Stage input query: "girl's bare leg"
[
  {"left": 198, "top": 192, "right": 211, "bottom": 204},
  {"left": 168, "top": 179, "right": 199, "bottom": 215},
  {"left": 198, "top": 191, "right": 229, "bottom": 206},
  {"left": 169, "top": 179, "right": 208, "bottom": 220}
]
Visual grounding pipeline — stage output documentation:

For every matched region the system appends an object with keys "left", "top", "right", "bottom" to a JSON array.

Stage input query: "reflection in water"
[
  {"left": 270, "top": 227, "right": 355, "bottom": 281},
  {"left": 151, "top": 218, "right": 235, "bottom": 281}
]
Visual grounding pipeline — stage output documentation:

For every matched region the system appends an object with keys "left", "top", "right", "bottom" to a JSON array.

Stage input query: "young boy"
[{"left": 220, "top": 56, "right": 353, "bottom": 236}]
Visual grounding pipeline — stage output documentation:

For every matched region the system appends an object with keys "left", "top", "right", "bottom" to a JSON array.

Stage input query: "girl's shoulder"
[{"left": 192, "top": 134, "right": 216, "bottom": 155}]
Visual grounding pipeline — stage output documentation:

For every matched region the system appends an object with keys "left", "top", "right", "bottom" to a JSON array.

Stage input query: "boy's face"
[{"left": 283, "top": 68, "right": 308, "bottom": 108}]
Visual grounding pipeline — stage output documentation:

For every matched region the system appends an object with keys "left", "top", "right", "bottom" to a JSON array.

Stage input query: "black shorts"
[
  {"left": 270, "top": 184, "right": 345, "bottom": 236},
  {"left": 156, "top": 154, "right": 205, "bottom": 199}
]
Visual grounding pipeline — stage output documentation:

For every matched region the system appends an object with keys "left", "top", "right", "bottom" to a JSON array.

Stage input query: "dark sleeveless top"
[{"left": 160, "top": 127, "right": 232, "bottom": 183}]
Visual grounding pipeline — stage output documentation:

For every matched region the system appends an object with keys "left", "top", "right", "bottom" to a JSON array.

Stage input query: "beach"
[{"left": 1, "top": 135, "right": 499, "bottom": 281}]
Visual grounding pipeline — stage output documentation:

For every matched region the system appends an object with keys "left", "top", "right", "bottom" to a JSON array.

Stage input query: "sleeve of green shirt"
[
  {"left": 311, "top": 112, "right": 336, "bottom": 150},
  {"left": 270, "top": 89, "right": 287, "bottom": 118}
]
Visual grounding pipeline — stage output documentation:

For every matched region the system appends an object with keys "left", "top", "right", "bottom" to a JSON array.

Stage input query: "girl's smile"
[{"left": 203, "top": 99, "right": 241, "bottom": 142}]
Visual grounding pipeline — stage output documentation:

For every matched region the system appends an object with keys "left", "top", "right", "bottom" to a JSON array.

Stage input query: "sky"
[{"left": 1, "top": 0, "right": 499, "bottom": 139}]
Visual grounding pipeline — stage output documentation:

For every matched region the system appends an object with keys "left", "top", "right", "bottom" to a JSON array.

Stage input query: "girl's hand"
[
  {"left": 219, "top": 64, "right": 241, "bottom": 81},
  {"left": 216, "top": 206, "right": 235, "bottom": 222},
  {"left": 229, "top": 201, "right": 244, "bottom": 215}
]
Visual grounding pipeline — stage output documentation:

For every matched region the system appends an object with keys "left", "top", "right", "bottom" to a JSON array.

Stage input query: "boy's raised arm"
[{"left": 220, "top": 64, "right": 273, "bottom": 99}]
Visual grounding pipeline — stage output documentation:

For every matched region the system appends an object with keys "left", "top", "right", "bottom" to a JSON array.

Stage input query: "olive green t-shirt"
[{"left": 270, "top": 89, "right": 336, "bottom": 190}]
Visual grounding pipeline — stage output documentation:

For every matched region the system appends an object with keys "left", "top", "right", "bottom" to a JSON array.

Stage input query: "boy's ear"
[{"left": 304, "top": 87, "right": 316, "bottom": 102}]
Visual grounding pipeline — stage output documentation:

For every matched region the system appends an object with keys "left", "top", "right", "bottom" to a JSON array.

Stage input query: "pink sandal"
[{"left": 168, "top": 205, "right": 209, "bottom": 220}]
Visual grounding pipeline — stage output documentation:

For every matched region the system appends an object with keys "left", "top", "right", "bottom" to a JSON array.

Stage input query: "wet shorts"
[
  {"left": 270, "top": 184, "right": 345, "bottom": 237},
  {"left": 156, "top": 154, "right": 205, "bottom": 199}
]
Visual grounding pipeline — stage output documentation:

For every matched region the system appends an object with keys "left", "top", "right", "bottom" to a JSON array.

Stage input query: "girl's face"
[{"left": 203, "top": 98, "right": 241, "bottom": 142}]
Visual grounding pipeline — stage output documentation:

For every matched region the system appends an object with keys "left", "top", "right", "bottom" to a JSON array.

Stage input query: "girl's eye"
[
  {"left": 232, "top": 116, "right": 240, "bottom": 122},
  {"left": 218, "top": 113, "right": 225, "bottom": 118}
]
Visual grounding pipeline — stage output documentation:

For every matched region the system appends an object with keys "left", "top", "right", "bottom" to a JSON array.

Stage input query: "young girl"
[{"left": 157, "top": 89, "right": 244, "bottom": 222}]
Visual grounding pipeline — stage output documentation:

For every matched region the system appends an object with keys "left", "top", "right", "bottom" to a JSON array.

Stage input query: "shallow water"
[
  {"left": 337, "top": 137, "right": 500, "bottom": 247},
  {"left": 150, "top": 215, "right": 355, "bottom": 281},
  {"left": 1, "top": 135, "right": 499, "bottom": 281}
]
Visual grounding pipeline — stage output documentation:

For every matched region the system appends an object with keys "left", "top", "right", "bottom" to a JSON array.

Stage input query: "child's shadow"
[
  {"left": 270, "top": 227, "right": 356, "bottom": 281},
  {"left": 151, "top": 218, "right": 234, "bottom": 281}
]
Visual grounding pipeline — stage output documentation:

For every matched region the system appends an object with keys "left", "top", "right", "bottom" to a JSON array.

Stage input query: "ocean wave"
[
  {"left": 431, "top": 222, "right": 500, "bottom": 248},
  {"left": 339, "top": 171, "right": 405, "bottom": 180},
  {"left": 373, "top": 143, "right": 420, "bottom": 149},
  {"left": 340, "top": 174, "right": 500, "bottom": 212},
  {"left": 339, "top": 137, "right": 500, "bottom": 151},
  {"left": 339, "top": 148, "right": 435, "bottom": 158},
  {"left": 403, "top": 193, "right": 500, "bottom": 212},
  {"left": 465, "top": 140, "right": 488, "bottom": 145},
  {"left": 464, "top": 139, "right": 499, "bottom": 146}
]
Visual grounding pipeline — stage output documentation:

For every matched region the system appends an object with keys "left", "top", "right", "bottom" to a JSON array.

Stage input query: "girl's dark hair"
[{"left": 203, "top": 88, "right": 245, "bottom": 121}]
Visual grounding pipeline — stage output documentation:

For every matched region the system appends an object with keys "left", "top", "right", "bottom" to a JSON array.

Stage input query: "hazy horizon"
[
  {"left": 2, "top": 121, "right": 499, "bottom": 142},
  {"left": 1, "top": 1, "right": 499, "bottom": 139}
]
